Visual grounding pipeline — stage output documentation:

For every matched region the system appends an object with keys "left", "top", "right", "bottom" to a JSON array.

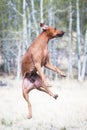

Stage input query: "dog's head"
[{"left": 40, "top": 23, "right": 65, "bottom": 39}]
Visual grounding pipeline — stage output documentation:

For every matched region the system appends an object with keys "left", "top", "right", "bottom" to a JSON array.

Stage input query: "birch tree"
[
  {"left": 22, "top": 0, "right": 28, "bottom": 54},
  {"left": 81, "top": 30, "right": 87, "bottom": 80},
  {"left": 16, "top": 40, "right": 21, "bottom": 80},
  {"left": 76, "top": 0, "right": 81, "bottom": 80},
  {"left": 48, "top": 0, "right": 54, "bottom": 26},
  {"left": 68, "top": 0, "right": 73, "bottom": 78},
  {"left": 27, "top": 7, "right": 31, "bottom": 44},
  {"left": 48, "top": 0, "right": 55, "bottom": 79},
  {"left": 40, "top": 0, "right": 44, "bottom": 23},
  {"left": 30, "top": 0, "right": 38, "bottom": 35}
]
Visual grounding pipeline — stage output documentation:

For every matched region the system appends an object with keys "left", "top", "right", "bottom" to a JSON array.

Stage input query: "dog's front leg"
[
  {"left": 45, "top": 62, "right": 66, "bottom": 77},
  {"left": 35, "top": 63, "right": 49, "bottom": 86}
]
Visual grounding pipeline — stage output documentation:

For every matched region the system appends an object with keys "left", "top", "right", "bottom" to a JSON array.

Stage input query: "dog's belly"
[
  {"left": 23, "top": 78, "right": 35, "bottom": 93},
  {"left": 23, "top": 73, "right": 43, "bottom": 92}
]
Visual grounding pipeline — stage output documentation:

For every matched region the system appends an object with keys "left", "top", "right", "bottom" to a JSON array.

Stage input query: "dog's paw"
[
  {"left": 27, "top": 115, "right": 32, "bottom": 119},
  {"left": 60, "top": 72, "right": 66, "bottom": 77},
  {"left": 53, "top": 94, "right": 58, "bottom": 99}
]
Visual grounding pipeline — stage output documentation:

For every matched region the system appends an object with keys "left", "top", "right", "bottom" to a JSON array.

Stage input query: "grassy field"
[{"left": 0, "top": 77, "right": 87, "bottom": 130}]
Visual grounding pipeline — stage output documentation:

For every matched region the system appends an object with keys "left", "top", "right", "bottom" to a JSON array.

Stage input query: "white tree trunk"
[
  {"left": 76, "top": 0, "right": 81, "bottom": 80},
  {"left": 30, "top": 0, "right": 38, "bottom": 35},
  {"left": 23, "top": 0, "right": 28, "bottom": 54},
  {"left": 48, "top": 0, "right": 53, "bottom": 26},
  {"left": 81, "top": 30, "right": 87, "bottom": 80},
  {"left": 48, "top": 0, "right": 54, "bottom": 79},
  {"left": 27, "top": 7, "right": 31, "bottom": 44},
  {"left": 40, "top": 0, "right": 44, "bottom": 23},
  {"left": 16, "top": 41, "right": 21, "bottom": 80},
  {"left": 68, "top": 0, "right": 73, "bottom": 78}
]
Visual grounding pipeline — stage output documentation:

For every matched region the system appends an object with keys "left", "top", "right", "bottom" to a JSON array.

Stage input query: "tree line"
[{"left": 0, "top": 0, "right": 87, "bottom": 81}]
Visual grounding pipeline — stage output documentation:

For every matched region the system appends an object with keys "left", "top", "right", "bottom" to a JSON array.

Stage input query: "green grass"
[
  {"left": 60, "top": 127, "right": 66, "bottom": 130},
  {"left": 0, "top": 118, "right": 13, "bottom": 127}
]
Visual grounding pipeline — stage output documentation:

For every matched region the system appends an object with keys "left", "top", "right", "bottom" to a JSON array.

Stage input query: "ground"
[{"left": 0, "top": 77, "right": 87, "bottom": 130}]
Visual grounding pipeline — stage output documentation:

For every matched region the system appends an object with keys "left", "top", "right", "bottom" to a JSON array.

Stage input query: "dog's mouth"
[{"left": 56, "top": 31, "right": 65, "bottom": 37}]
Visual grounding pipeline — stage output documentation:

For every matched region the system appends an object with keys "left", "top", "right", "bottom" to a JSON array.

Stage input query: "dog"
[{"left": 21, "top": 23, "right": 66, "bottom": 119}]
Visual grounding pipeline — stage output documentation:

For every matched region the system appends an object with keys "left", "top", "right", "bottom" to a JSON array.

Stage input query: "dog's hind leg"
[
  {"left": 23, "top": 89, "right": 32, "bottom": 119},
  {"left": 42, "top": 84, "right": 58, "bottom": 99},
  {"left": 22, "top": 78, "right": 34, "bottom": 119},
  {"left": 34, "top": 75, "right": 58, "bottom": 99},
  {"left": 37, "top": 87, "right": 58, "bottom": 99},
  {"left": 36, "top": 87, "right": 48, "bottom": 93}
]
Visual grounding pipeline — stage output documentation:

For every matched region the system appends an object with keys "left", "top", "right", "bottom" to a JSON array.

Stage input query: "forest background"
[
  {"left": 0, "top": 1, "right": 87, "bottom": 130},
  {"left": 0, "top": 0, "right": 87, "bottom": 81}
]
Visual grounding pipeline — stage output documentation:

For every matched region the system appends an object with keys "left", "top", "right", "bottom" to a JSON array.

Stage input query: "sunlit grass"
[{"left": 0, "top": 78, "right": 87, "bottom": 130}]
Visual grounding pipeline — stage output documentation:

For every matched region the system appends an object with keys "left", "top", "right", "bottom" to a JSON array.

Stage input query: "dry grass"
[{"left": 0, "top": 77, "right": 87, "bottom": 130}]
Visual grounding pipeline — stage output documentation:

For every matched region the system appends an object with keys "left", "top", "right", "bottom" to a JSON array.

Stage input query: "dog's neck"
[
  {"left": 31, "top": 31, "right": 51, "bottom": 50},
  {"left": 38, "top": 31, "right": 51, "bottom": 44}
]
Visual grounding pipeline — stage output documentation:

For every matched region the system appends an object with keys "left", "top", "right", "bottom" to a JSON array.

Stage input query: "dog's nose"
[{"left": 62, "top": 31, "right": 65, "bottom": 34}]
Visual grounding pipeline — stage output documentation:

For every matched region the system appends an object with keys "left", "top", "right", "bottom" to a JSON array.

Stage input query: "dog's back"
[{"left": 21, "top": 46, "right": 36, "bottom": 77}]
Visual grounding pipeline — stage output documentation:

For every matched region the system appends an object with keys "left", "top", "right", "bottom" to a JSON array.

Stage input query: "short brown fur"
[{"left": 21, "top": 23, "right": 66, "bottom": 119}]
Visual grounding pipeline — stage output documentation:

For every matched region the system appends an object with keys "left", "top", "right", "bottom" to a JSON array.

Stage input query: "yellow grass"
[{"left": 0, "top": 77, "right": 87, "bottom": 130}]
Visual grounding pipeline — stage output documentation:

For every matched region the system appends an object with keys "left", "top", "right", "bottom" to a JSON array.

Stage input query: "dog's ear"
[{"left": 40, "top": 23, "right": 48, "bottom": 30}]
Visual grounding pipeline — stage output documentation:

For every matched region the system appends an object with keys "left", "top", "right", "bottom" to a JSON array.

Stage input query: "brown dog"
[{"left": 21, "top": 23, "right": 66, "bottom": 119}]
